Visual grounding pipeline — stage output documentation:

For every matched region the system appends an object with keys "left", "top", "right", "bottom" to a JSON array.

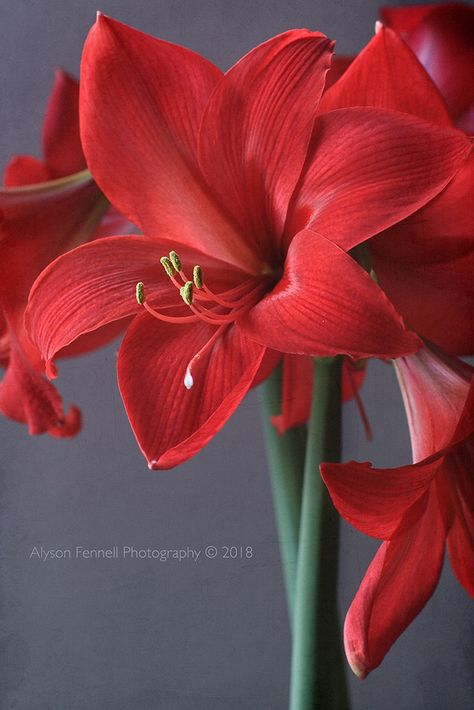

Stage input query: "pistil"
[{"left": 183, "top": 324, "right": 228, "bottom": 389}]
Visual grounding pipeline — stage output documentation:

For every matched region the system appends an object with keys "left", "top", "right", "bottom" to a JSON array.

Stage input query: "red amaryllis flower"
[
  {"left": 259, "top": 21, "right": 474, "bottom": 429},
  {"left": 0, "top": 71, "right": 129, "bottom": 436},
  {"left": 321, "top": 345, "right": 474, "bottom": 678},
  {"left": 319, "top": 25, "right": 474, "bottom": 356},
  {"left": 26, "top": 16, "right": 471, "bottom": 467},
  {"left": 381, "top": 3, "right": 474, "bottom": 132}
]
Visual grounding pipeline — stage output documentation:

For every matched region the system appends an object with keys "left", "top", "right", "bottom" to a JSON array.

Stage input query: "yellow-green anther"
[
  {"left": 160, "top": 256, "right": 176, "bottom": 278},
  {"left": 169, "top": 250, "right": 182, "bottom": 272},
  {"left": 180, "top": 281, "right": 194, "bottom": 306},
  {"left": 193, "top": 265, "right": 203, "bottom": 289},
  {"left": 136, "top": 282, "right": 145, "bottom": 305}
]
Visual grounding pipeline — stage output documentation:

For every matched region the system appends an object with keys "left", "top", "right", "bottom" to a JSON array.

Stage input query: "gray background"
[{"left": 0, "top": 1, "right": 472, "bottom": 708}]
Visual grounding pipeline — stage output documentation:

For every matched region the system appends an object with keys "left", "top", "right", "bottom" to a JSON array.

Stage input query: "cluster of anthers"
[{"left": 135, "top": 251, "right": 267, "bottom": 389}]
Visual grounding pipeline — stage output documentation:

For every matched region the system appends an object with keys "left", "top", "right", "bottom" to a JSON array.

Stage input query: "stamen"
[
  {"left": 136, "top": 282, "right": 145, "bottom": 305},
  {"left": 193, "top": 265, "right": 203, "bottom": 289},
  {"left": 186, "top": 281, "right": 269, "bottom": 325},
  {"left": 143, "top": 301, "right": 199, "bottom": 324},
  {"left": 169, "top": 250, "right": 182, "bottom": 272},
  {"left": 180, "top": 281, "right": 193, "bottom": 306},
  {"left": 160, "top": 256, "right": 176, "bottom": 278},
  {"left": 196, "top": 268, "right": 266, "bottom": 309},
  {"left": 137, "top": 250, "right": 274, "bottom": 391},
  {"left": 136, "top": 281, "right": 199, "bottom": 323}
]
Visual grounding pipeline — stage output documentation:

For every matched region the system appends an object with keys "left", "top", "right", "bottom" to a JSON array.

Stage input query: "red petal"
[
  {"left": 457, "top": 101, "right": 474, "bottom": 134},
  {"left": 286, "top": 108, "right": 471, "bottom": 251},
  {"left": 25, "top": 235, "right": 182, "bottom": 369},
  {"left": 374, "top": 250, "right": 474, "bottom": 356},
  {"left": 400, "top": 4, "right": 474, "bottom": 123},
  {"left": 250, "top": 348, "right": 281, "bottom": 389},
  {"left": 80, "top": 15, "right": 255, "bottom": 272},
  {"left": 324, "top": 55, "right": 352, "bottom": 89},
  {"left": 198, "top": 30, "right": 333, "bottom": 260},
  {"left": 0, "top": 173, "right": 107, "bottom": 311},
  {"left": 42, "top": 70, "right": 85, "bottom": 177},
  {"left": 446, "top": 435, "right": 474, "bottom": 597},
  {"left": 91, "top": 205, "right": 134, "bottom": 240},
  {"left": 57, "top": 317, "right": 131, "bottom": 360},
  {"left": 344, "top": 487, "right": 446, "bottom": 678},
  {"left": 240, "top": 230, "right": 420, "bottom": 359},
  {"left": 370, "top": 157, "right": 474, "bottom": 355},
  {"left": 3, "top": 156, "right": 52, "bottom": 187},
  {"left": 319, "top": 26, "right": 452, "bottom": 127},
  {"left": 394, "top": 346, "right": 473, "bottom": 462},
  {"left": 0, "top": 338, "right": 81, "bottom": 437},
  {"left": 380, "top": 5, "right": 435, "bottom": 34},
  {"left": 321, "top": 457, "right": 440, "bottom": 540},
  {"left": 117, "top": 315, "right": 266, "bottom": 468},
  {"left": 271, "top": 354, "right": 313, "bottom": 434}
]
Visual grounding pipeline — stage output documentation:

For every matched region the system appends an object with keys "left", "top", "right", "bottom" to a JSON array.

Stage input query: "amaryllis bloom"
[
  {"left": 0, "top": 70, "right": 129, "bottom": 436},
  {"left": 26, "top": 15, "right": 471, "bottom": 467},
  {"left": 266, "top": 20, "right": 473, "bottom": 431},
  {"left": 318, "top": 25, "right": 474, "bottom": 356},
  {"left": 381, "top": 3, "right": 474, "bottom": 132},
  {"left": 321, "top": 345, "right": 474, "bottom": 678}
]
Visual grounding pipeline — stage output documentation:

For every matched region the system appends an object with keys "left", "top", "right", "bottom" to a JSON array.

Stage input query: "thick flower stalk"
[
  {"left": 321, "top": 344, "right": 474, "bottom": 678},
  {"left": 0, "top": 70, "right": 129, "bottom": 436},
  {"left": 25, "top": 15, "right": 471, "bottom": 468}
]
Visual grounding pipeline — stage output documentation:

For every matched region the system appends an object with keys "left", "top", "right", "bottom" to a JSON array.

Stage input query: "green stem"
[
  {"left": 289, "top": 356, "right": 349, "bottom": 710},
  {"left": 260, "top": 364, "right": 306, "bottom": 621}
]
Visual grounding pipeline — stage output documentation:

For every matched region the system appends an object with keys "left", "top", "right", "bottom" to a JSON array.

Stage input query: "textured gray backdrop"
[{"left": 0, "top": 1, "right": 472, "bottom": 708}]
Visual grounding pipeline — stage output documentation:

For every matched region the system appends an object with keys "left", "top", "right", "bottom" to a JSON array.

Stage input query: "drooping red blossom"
[
  {"left": 320, "top": 25, "right": 474, "bottom": 356},
  {"left": 0, "top": 71, "right": 129, "bottom": 436},
  {"left": 381, "top": 3, "right": 474, "bottom": 132},
  {"left": 321, "top": 345, "right": 474, "bottom": 678},
  {"left": 4, "top": 70, "right": 84, "bottom": 187},
  {"left": 25, "top": 15, "right": 471, "bottom": 467}
]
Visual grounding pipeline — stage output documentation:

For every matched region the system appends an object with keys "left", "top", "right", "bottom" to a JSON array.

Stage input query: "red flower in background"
[
  {"left": 0, "top": 70, "right": 129, "bottom": 436},
  {"left": 25, "top": 16, "right": 470, "bottom": 467},
  {"left": 322, "top": 345, "right": 474, "bottom": 678},
  {"left": 381, "top": 2, "right": 474, "bottom": 133},
  {"left": 319, "top": 25, "right": 474, "bottom": 357},
  {"left": 272, "top": 20, "right": 474, "bottom": 432}
]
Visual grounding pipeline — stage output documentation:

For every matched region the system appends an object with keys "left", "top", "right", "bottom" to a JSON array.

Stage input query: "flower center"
[{"left": 135, "top": 250, "right": 270, "bottom": 388}]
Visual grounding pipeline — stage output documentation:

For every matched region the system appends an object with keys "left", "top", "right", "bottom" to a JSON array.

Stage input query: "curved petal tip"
[
  {"left": 344, "top": 632, "right": 369, "bottom": 680},
  {"left": 46, "top": 359, "right": 58, "bottom": 380},
  {"left": 48, "top": 404, "right": 82, "bottom": 438},
  {"left": 348, "top": 655, "right": 368, "bottom": 680}
]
